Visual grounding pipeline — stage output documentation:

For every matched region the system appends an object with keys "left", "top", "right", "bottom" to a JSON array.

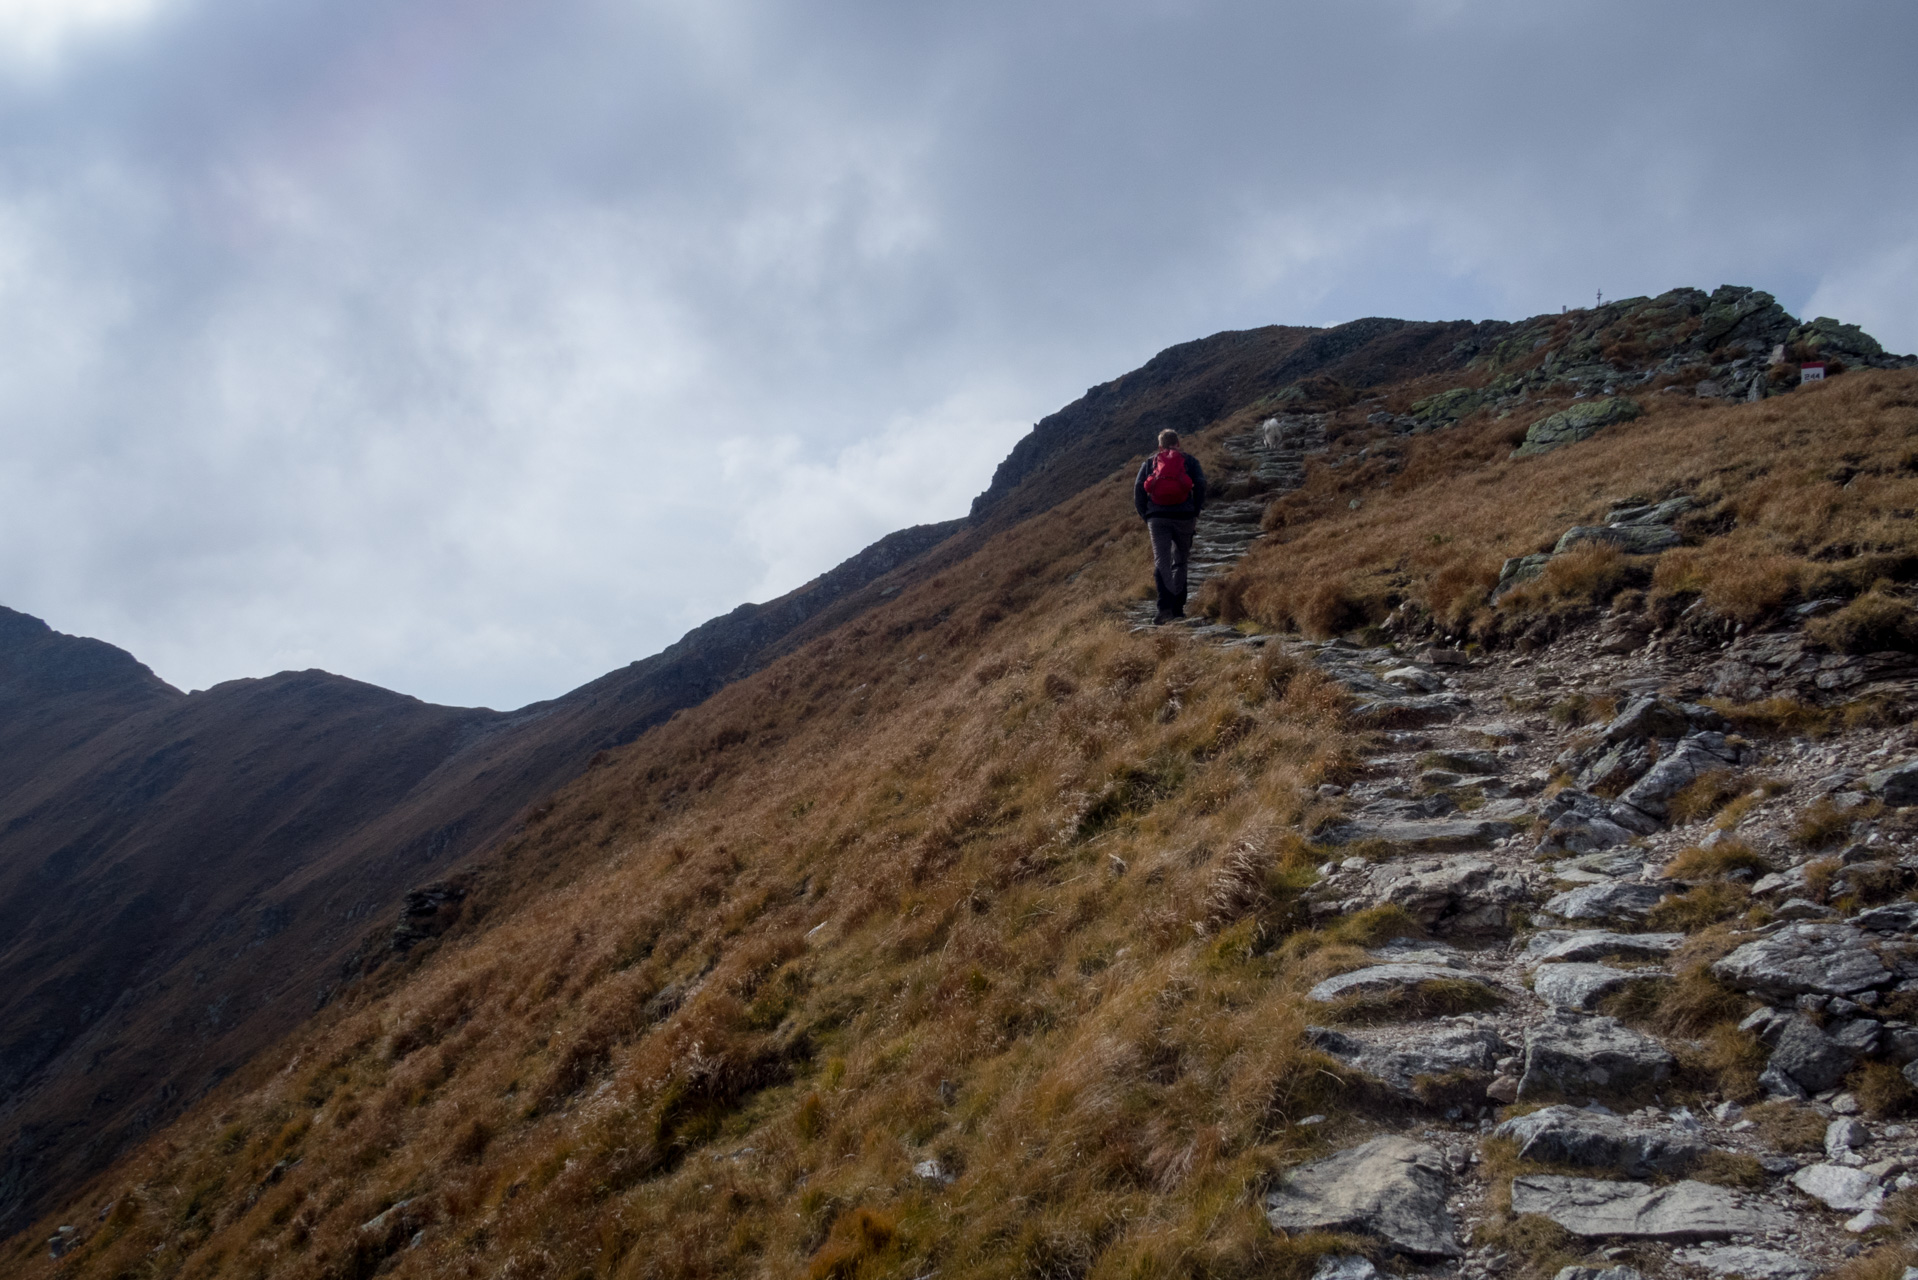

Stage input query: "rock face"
[
  {"left": 1509, "top": 1176, "right": 1765, "bottom": 1241},
  {"left": 1710, "top": 924, "right": 1893, "bottom": 999},
  {"left": 1517, "top": 1012, "right": 1675, "bottom": 1100},
  {"left": 1514, "top": 397, "right": 1643, "bottom": 458},
  {"left": 1263, "top": 1136, "right": 1462, "bottom": 1259},
  {"left": 1307, "top": 963, "right": 1497, "bottom": 1005},
  {"left": 1555, "top": 524, "right": 1683, "bottom": 556},
  {"left": 1323, "top": 818, "right": 1519, "bottom": 854},
  {"left": 1493, "top": 1105, "right": 1707, "bottom": 1176},
  {"left": 1307, "top": 1023, "right": 1506, "bottom": 1101}
]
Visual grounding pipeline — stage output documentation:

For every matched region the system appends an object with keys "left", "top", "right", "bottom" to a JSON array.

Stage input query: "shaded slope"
[{"left": 0, "top": 520, "right": 967, "bottom": 1233}]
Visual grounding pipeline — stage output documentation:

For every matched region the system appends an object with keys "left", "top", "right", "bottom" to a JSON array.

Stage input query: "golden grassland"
[
  {"left": 1201, "top": 370, "right": 1918, "bottom": 646},
  {"left": 13, "top": 373, "right": 1918, "bottom": 1280}
]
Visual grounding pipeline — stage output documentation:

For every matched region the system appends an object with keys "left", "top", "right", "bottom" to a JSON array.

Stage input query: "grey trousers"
[{"left": 1148, "top": 518, "right": 1197, "bottom": 616}]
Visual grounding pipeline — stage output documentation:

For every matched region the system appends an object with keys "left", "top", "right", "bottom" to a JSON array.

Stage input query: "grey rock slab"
[
  {"left": 1307, "top": 1023, "right": 1506, "bottom": 1100},
  {"left": 1710, "top": 923, "right": 1893, "bottom": 999},
  {"left": 1554, "top": 1269, "right": 1644, "bottom": 1280},
  {"left": 1854, "top": 900, "right": 1918, "bottom": 934},
  {"left": 1359, "top": 857, "right": 1537, "bottom": 936},
  {"left": 1788, "top": 1162, "right": 1886, "bottom": 1213},
  {"left": 1494, "top": 1104, "right": 1707, "bottom": 1176},
  {"left": 1534, "top": 962, "right": 1666, "bottom": 1011},
  {"left": 1555, "top": 524, "right": 1684, "bottom": 556},
  {"left": 1514, "top": 397, "right": 1643, "bottom": 458},
  {"left": 1307, "top": 963, "right": 1497, "bottom": 1005},
  {"left": 1544, "top": 881, "right": 1670, "bottom": 923},
  {"left": 1615, "top": 732, "right": 1751, "bottom": 821},
  {"left": 1263, "top": 1136, "right": 1462, "bottom": 1259},
  {"left": 1527, "top": 931, "right": 1686, "bottom": 963},
  {"left": 1669, "top": 1246, "right": 1818, "bottom": 1280},
  {"left": 1326, "top": 818, "right": 1518, "bottom": 853},
  {"left": 1509, "top": 1175, "right": 1764, "bottom": 1241},
  {"left": 1517, "top": 1011, "right": 1675, "bottom": 1100}
]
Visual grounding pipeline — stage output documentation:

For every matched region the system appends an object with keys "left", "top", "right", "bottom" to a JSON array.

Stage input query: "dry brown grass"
[
  {"left": 1663, "top": 841, "right": 1769, "bottom": 881},
  {"left": 1211, "top": 371, "right": 1918, "bottom": 644}
]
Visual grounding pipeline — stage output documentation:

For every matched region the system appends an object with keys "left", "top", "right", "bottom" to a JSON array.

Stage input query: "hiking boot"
[{"left": 1152, "top": 610, "right": 1173, "bottom": 626}]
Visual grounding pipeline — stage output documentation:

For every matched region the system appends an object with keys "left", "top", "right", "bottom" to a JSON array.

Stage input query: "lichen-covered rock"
[
  {"left": 1494, "top": 1105, "right": 1706, "bottom": 1176},
  {"left": 1669, "top": 1246, "right": 1818, "bottom": 1280},
  {"left": 1514, "top": 398, "right": 1643, "bottom": 458},
  {"left": 1710, "top": 923, "right": 1893, "bottom": 999},
  {"left": 1510, "top": 1175, "right": 1764, "bottom": 1241},
  {"left": 1263, "top": 1136, "right": 1462, "bottom": 1258},
  {"left": 1517, "top": 1011, "right": 1675, "bottom": 1100}
]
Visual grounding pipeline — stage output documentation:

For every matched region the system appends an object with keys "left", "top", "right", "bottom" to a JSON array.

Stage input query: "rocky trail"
[{"left": 1126, "top": 430, "right": 1918, "bottom": 1280}]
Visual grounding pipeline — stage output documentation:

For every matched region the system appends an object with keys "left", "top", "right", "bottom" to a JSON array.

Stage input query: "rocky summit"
[{"left": 6, "top": 290, "right": 1918, "bottom": 1280}]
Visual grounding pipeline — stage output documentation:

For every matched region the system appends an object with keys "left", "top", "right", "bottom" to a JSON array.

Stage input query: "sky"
[{"left": 1, "top": 0, "right": 1914, "bottom": 709}]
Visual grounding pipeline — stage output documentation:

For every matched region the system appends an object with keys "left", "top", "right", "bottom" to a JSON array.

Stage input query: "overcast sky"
[{"left": 1, "top": 0, "right": 1913, "bottom": 708}]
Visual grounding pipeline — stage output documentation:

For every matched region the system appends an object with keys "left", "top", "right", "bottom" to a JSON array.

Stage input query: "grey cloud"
[{"left": 0, "top": 0, "right": 1913, "bottom": 706}]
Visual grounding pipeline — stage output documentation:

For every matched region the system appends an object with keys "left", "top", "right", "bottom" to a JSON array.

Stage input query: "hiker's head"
[{"left": 1157, "top": 429, "right": 1179, "bottom": 449}]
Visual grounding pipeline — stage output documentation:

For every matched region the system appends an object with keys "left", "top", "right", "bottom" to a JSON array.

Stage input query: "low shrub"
[
  {"left": 1808, "top": 588, "right": 1918, "bottom": 654},
  {"left": 1663, "top": 841, "right": 1768, "bottom": 881}
]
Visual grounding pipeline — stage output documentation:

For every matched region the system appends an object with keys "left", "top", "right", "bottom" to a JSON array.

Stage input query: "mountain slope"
[
  {"left": 0, "top": 519, "right": 966, "bottom": 1234},
  {"left": 12, "top": 291, "right": 1916, "bottom": 1280}
]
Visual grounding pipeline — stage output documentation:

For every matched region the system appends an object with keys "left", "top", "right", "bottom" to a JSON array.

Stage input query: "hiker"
[{"left": 1134, "top": 428, "right": 1207, "bottom": 624}]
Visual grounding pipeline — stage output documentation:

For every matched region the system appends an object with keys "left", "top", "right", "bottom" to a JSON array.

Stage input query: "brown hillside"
[
  {"left": 17, "top": 350, "right": 1918, "bottom": 1280},
  {"left": 0, "top": 308, "right": 1561, "bottom": 1236}
]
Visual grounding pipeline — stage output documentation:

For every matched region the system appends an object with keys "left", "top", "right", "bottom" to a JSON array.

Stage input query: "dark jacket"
[{"left": 1134, "top": 450, "right": 1207, "bottom": 520}]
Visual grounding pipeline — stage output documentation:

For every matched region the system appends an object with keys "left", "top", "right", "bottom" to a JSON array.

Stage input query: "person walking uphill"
[{"left": 1134, "top": 428, "right": 1207, "bottom": 625}]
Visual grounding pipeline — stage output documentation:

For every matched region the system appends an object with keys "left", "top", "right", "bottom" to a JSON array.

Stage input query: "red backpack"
[{"left": 1142, "top": 448, "right": 1193, "bottom": 505}]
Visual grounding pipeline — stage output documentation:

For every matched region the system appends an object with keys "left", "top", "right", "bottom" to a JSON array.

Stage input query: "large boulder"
[
  {"left": 1263, "top": 1136, "right": 1462, "bottom": 1259},
  {"left": 1307, "top": 1023, "right": 1506, "bottom": 1103},
  {"left": 1493, "top": 1105, "right": 1707, "bottom": 1176},
  {"left": 1514, "top": 398, "right": 1643, "bottom": 458},
  {"left": 1510, "top": 1176, "right": 1764, "bottom": 1241},
  {"left": 1324, "top": 818, "right": 1518, "bottom": 854},
  {"left": 1517, "top": 1011, "right": 1675, "bottom": 1101},
  {"left": 1710, "top": 924, "right": 1893, "bottom": 1000}
]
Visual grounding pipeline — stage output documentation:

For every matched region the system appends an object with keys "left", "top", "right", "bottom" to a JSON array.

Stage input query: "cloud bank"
[{"left": 1, "top": 0, "right": 1913, "bottom": 707}]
